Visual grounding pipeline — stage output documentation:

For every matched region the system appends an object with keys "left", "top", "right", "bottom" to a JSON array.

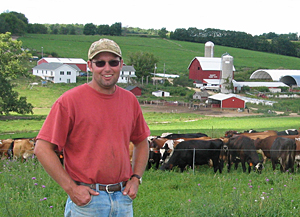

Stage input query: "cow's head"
[{"left": 254, "top": 161, "right": 263, "bottom": 174}]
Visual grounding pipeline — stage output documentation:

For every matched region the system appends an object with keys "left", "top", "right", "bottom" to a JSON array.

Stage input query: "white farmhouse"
[
  {"left": 32, "top": 63, "right": 80, "bottom": 83},
  {"left": 118, "top": 65, "right": 137, "bottom": 83}
]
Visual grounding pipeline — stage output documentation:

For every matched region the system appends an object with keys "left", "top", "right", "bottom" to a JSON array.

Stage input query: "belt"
[{"left": 75, "top": 181, "right": 127, "bottom": 193}]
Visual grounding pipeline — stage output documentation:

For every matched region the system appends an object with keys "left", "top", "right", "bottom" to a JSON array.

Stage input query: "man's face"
[{"left": 88, "top": 52, "right": 123, "bottom": 94}]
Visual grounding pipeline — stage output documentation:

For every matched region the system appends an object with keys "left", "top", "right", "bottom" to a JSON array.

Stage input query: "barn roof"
[
  {"left": 40, "top": 57, "right": 87, "bottom": 64},
  {"left": 208, "top": 93, "right": 244, "bottom": 101},
  {"left": 187, "top": 57, "right": 236, "bottom": 71},
  {"left": 250, "top": 69, "right": 300, "bottom": 81},
  {"left": 121, "top": 65, "right": 135, "bottom": 71}
]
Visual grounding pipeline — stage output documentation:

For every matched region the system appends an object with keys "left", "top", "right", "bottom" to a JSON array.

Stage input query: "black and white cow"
[
  {"left": 159, "top": 139, "right": 224, "bottom": 173},
  {"left": 226, "top": 135, "right": 263, "bottom": 173}
]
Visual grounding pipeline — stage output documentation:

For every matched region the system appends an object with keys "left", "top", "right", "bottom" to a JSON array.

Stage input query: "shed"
[
  {"left": 152, "top": 90, "right": 170, "bottom": 97},
  {"left": 125, "top": 85, "right": 142, "bottom": 96},
  {"left": 208, "top": 93, "right": 245, "bottom": 109},
  {"left": 38, "top": 57, "right": 87, "bottom": 73},
  {"left": 193, "top": 91, "right": 209, "bottom": 101}
]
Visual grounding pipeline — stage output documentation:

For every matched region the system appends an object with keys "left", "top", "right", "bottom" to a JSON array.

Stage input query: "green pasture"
[
  {"left": 19, "top": 34, "right": 300, "bottom": 76},
  {"left": 1, "top": 148, "right": 300, "bottom": 216}
]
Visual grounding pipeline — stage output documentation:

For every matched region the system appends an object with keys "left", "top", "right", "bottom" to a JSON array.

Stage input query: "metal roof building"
[
  {"left": 280, "top": 75, "right": 300, "bottom": 87},
  {"left": 208, "top": 93, "right": 245, "bottom": 109},
  {"left": 250, "top": 69, "right": 300, "bottom": 81}
]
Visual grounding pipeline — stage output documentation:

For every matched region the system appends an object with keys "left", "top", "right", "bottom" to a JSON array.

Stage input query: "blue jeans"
[{"left": 64, "top": 186, "right": 133, "bottom": 217}]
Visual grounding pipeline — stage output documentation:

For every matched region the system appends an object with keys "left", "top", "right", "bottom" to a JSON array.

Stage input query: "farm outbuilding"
[
  {"left": 280, "top": 75, "right": 300, "bottom": 87},
  {"left": 208, "top": 93, "right": 245, "bottom": 109},
  {"left": 250, "top": 69, "right": 300, "bottom": 82},
  {"left": 232, "top": 80, "right": 289, "bottom": 93},
  {"left": 152, "top": 90, "right": 170, "bottom": 97},
  {"left": 125, "top": 85, "right": 142, "bottom": 96},
  {"left": 38, "top": 57, "right": 87, "bottom": 73}
]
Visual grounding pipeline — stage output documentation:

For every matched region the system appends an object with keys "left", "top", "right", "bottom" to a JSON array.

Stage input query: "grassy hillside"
[{"left": 19, "top": 34, "right": 300, "bottom": 77}]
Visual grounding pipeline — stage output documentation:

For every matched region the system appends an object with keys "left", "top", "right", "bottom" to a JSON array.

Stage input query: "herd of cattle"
[
  {"left": 1, "top": 129, "right": 300, "bottom": 175},
  {"left": 147, "top": 129, "right": 300, "bottom": 173}
]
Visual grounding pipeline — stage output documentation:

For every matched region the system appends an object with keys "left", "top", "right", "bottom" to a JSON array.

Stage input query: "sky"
[{"left": 1, "top": 0, "right": 299, "bottom": 36}]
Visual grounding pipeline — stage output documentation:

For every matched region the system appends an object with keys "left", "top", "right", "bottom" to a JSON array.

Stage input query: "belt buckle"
[{"left": 105, "top": 184, "right": 114, "bottom": 193}]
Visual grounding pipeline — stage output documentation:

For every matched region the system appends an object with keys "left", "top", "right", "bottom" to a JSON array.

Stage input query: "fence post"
[{"left": 193, "top": 148, "right": 196, "bottom": 175}]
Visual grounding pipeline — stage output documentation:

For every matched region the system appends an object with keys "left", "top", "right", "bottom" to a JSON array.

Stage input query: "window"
[
  {"left": 60, "top": 71, "right": 64, "bottom": 75},
  {"left": 67, "top": 71, "right": 71, "bottom": 75},
  {"left": 67, "top": 79, "right": 71, "bottom": 83}
]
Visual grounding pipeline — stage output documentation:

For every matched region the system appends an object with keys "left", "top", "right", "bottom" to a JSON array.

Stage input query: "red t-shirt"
[{"left": 37, "top": 84, "right": 150, "bottom": 184}]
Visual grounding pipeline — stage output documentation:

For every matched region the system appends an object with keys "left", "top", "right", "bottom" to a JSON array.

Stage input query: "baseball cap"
[{"left": 88, "top": 38, "right": 122, "bottom": 60}]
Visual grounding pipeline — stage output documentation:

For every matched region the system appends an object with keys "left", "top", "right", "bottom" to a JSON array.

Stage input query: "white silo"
[
  {"left": 204, "top": 41, "right": 214, "bottom": 57},
  {"left": 220, "top": 54, "right": 234, "bottom": 93}
]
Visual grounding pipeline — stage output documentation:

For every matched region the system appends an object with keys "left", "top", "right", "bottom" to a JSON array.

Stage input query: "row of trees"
[{"left": 170, "top": 28, "right": 300, "bottom": 57}]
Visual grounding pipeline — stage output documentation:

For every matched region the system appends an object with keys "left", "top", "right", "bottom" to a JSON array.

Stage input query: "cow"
[
  {"left": 162, "top": 133, "right": 208, "bottom": 140},
  {"left": 10, "top": 139, "right": 35, "bottom": 162},
  {"left": 159, "top": 139, "right": 224, "bottom": 173},
  {"left": 226, "top": 135, "right": 263, "bottom": 173},
  {"left": 277, "top": 129, "right": 299, "bottom": 136},
  {"left": 147, "top": 147, "right": 161, "bottom": 169},
  {"left": 225, "top": 130, "right": 277, "bottom": 140},
  {"left": 270, "top": 137, "right": 296, "bottom": 173},
  {"left": 255, "top": 135, "right": 300, "bottom": 164},
  {"left": 0, "top": 139, "right": 13, "bottom": 159}
]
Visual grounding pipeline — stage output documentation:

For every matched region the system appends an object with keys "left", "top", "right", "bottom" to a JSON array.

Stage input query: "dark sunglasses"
[{"left": 92, "top": 60, "right": 120, "bottom": 68}]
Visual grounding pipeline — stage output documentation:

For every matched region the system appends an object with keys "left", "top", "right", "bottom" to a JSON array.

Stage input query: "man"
[{"left": 34, "top": 38, "right": 150, "bottom": 216}]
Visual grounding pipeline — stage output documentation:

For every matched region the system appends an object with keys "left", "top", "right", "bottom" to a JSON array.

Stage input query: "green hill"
[{"left": 19, "top": 34, "right": 300, "bottom": 78}]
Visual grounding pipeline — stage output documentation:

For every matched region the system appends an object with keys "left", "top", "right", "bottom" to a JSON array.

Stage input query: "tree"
[
  {"left": 158, "top": 27, "right": 168, "bottom": 38},
  {"left": 0, "top": 32, "right": 33, "bottom": 115},
  {"left": 0, "top": 12, "right": 28, "bottom": 35},
  {"left": 127, "top": 51, "right": 159, "bottom": 79},
  {"left": 83, "top": 23, "right": 96, "bottom": 35},
  {"left": 110, "top": 22, "right": 122, "bottom": 36}
]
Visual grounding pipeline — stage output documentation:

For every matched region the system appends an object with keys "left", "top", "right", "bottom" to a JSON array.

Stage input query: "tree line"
[
  {"left": 1, "top": 11, "right": 300, "bottom": 58},
  {"left": 170, "top": 28, "right": 300, "bottom": 57}
]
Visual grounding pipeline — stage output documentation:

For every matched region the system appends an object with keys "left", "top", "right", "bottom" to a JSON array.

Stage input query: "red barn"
[
  {"left": 208, "top": 93, "right": 245, "bottom": 109},
  {"left": 188, "top": 57, "right": 235, "bottom": 83},
  {"left": 38, "top": 58, "right": 87, "bottom": 72},
  {"left": 125, "top": 86, "right": 142, "bottom": 96}
]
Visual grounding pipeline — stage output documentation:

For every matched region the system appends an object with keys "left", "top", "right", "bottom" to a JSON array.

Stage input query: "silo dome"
[{"left": 204, "top": 41, "right": 214, "bottom": 57}]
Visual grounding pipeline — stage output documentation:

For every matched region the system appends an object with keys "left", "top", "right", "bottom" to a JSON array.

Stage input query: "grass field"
[{"left": 19, "top": 34, "right": 300, "bottom": 76}]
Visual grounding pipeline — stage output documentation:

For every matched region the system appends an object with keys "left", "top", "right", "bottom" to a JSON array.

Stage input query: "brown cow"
[
  {"left": 12, "top": 139, "right": 35, "bottom": 161},
  {"left": 0, "top": 139, "right": 13, "bottom": 159},
  {"left": 255, "top": 135, "right": 300, "bottom": 163},
  {"left": 225, "top": 130, "right": 277, "bottom": 140}
]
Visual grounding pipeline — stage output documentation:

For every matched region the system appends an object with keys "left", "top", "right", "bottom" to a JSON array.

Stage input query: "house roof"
[
  {"left": 250, "top": 69, "right": 300, "bottom": 81},
  {"left": 40, "top": 57, "right": 87, "bottom": 64},
  {"left": 121, "top": 65, "right": 135, "bottom": 71},
  {"left": 188, "top": 57, "right": 236, "bottom": 71},
  {"left": 33, "top": 63, "right": 80, "bottom": 71}
]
